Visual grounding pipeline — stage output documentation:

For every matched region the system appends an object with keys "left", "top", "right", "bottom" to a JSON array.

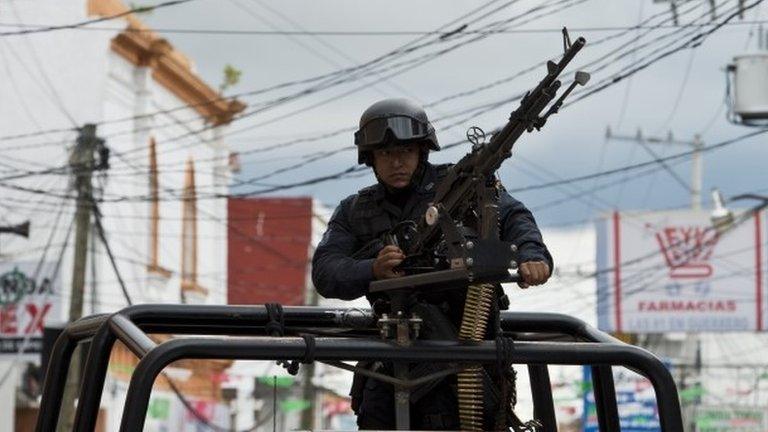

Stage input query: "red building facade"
[{"left": 227, "top": 197, "right": 313, "bottom": 305}]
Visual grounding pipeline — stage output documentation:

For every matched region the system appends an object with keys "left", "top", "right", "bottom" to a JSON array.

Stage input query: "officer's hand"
[
  {"left": 373, "top": 245, "right": 405, "bottom": 279},
  {"left": 518, "top": 261, "right": 550, "bottom": 289}
]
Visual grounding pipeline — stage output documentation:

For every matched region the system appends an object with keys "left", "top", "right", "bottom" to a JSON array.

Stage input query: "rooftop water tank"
[{"left": 732, "top": 52, "right": 768, "bottom": 120}]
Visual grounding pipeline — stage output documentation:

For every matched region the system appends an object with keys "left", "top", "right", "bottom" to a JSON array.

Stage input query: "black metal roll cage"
[{"left": 35, "top": 305, "right": 683, "bottom": 432}]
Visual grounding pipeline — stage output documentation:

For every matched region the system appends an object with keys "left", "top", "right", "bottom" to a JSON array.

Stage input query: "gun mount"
[{"left": 369, "top": 29, "right": 590, "bottom": 296}]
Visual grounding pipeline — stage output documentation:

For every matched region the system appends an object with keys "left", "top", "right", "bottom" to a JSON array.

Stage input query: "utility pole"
[
  {"left": 605, "top": 128, "right": 704, "bottom": 209},
  {"left": 606, "top": 127, "right": 706, "bottom": 432},
  {"left": 58, "top": 124, "right": 102, "bottom": 432}
]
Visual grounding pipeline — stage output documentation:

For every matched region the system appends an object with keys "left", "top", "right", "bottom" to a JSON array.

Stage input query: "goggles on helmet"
[{"left": 355, "top": 116, "right": 432, "bottom": 148}]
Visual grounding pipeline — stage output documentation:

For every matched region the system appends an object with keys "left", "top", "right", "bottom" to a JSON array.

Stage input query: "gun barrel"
[{"left": 406, "top": 35, "right": 587, "bottom": 257}]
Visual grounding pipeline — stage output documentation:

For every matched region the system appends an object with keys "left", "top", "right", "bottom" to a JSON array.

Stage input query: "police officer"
[{"left": 312, "top": 98, "right": 553, "bottom": 430}]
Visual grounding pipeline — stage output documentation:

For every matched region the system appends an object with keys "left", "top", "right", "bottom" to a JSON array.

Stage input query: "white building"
[{"left": 0, "top": 0, "right": 243, "bottom": 430}]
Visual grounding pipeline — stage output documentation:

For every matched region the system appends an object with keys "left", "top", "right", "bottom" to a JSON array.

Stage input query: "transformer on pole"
[{"left": 726, "top": 27, "right": 768, "bottom": 126}]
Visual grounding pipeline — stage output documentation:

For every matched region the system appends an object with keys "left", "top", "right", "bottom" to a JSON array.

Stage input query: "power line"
[
  {"left": 508, "top": 128, "right": 768, "bottom": 194},
  {"left": 1, "top": 19, "right": 764, "bottom": 36},
  {"left": 203, "top": 122, "right": 768, "bottom": 201},
  {"left": 2, "top": 1, "right": 759, "bottom": 203},
  {"left": 91, "top": 201, "right": 263, "bottom": 432},
  {"left": 140, "top": 0, "right": 706, "bottom": 174},
  {"left": 523, "top": 204, "right": 768, "bottom": 318},
  {"left": 0, "top": 0, "right": 674, "bottom": 143},
  {"left": 0, "top": 0, "right": 510, "bottom": 141},
  {"left": 2, "top": 2, "right": 78, "bottom": 126},
  {"left": 0, "top": 0, "right": 697, "bottom": 159},
  {"left": 433, "top": 0, "right": 726, "bottom": 128},
  {"left": 216, "top": 0, "right": 590, "bottom": 139},
  {"left": 111, "top": 0, "right": 585, "bottom": 165},
  {"left": 3, "top": 124, "right": 763, "bottom": 205},
  {"left": 0, "top": 0, "right": 717, "bottom": 154},
  {"left": 568, "top": 0, "right": 765, "bottom": 106},
  {"left": 0, "top": 0, "right": 196, "bottom": 37}
]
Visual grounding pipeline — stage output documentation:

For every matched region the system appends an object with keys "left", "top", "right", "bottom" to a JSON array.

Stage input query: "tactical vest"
[
  {"left": 348, "top": 184, "right": 392, "bottom": 245},
  {"left": 347, "top": 163, "right": 451, "bottom": 245}
]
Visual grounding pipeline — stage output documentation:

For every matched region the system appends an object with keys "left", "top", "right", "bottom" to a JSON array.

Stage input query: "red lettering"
[
  {"left": 24, "top": 303, "right": 51, "bottom": 334},
  {"left": 681, "top": 227, "right": 693, "bottom": 245},
  {"left": 665, "top": 228, "right": 680, "bottom": 261},
  {"left": 636, "top": 300, "right": 740, "bottom": 313},
  {"left": 0, "top": 305, "right": 18, "bottom": 334}
]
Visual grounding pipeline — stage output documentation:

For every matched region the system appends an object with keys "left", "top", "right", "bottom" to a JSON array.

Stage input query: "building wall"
[
  {"left": 95, "top": 48, "right": 229, "bottom": 309},
  {"left": 227, "top": 197, "right": 313, "bottom": 305},
  {"left": 0, "top": 1, "right": 239, "bottom": 430}
]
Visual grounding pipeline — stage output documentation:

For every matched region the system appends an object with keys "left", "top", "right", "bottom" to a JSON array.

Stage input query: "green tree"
[{"left": 219, "top": 64, "right": 242, "bottom": 94}]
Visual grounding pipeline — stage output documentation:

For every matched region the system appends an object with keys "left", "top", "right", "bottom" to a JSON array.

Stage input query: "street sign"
[
  {"left": 695, "top": 405, "right": 767, "bottom": 431},
  {"left": 0, "top": 262, "right": 62, "bottom": 357},
  {"left": 597, "top": 210, "right": 766, "bottom": 332},
  {"left": 582, "top": 366, "right": 661, "bottom": 431}
]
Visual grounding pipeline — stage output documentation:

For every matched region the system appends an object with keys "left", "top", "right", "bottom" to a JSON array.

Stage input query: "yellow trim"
[
  {"left": 181, "top": 279, "right": 209, "bottom": 296},
  {"left": 149, "top": 136, "right": 160, "bottom": 267},
  {"left": 88, "top": 0, "right": 246, "bottom": 125},
  {"left": 181, "top": 158, "right": 207, "bottom": 296},
  {"left": 109, "top": 342, "right": 232, "bottom": 399},
  {"left": 147, "top": 263, "right": 173, "bottom": 279}
]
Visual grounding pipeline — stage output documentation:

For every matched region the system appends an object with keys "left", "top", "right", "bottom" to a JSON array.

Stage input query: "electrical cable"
[
  {"left": 0, "top": 0, "right": 760, "bottom": 219},
  {"left": 5, "top": 0, "right": 78, "bottom": 127},
  {"left": 110, "top": 0, "right": 584, "bottom": 165},
  {"left": 434, "top": 0, "right": 723, "bottom": 132},
  {"left": 556, "top": 200, "right": 767, "bottom": 299},
  {"left": 91, "top": 196, "right": 287, "bottom": 432},
  {"left": 210, "top": 0, "right": 588, "bottom": 141},
  {"left": 2, "top": 19, "right": 768, "bottom": 37},
  {"left": 0, "top": 0, "right": 718, "bottom": 151},
  {"left": 568, "top": 0, "right": 765, "bottom": 106},
  {"left": 3, "top": 0, "right": 696, "bottom": 163},
  {"left": 1, "top": 0, "right": 708, "bottom": 177},
  {"left": 4, "top": 124, "right": 764, "bottom": 205},
  {"left": 633, "top": 47, "right": 699, "bottom": 207},
  {"left": 507, "top": 127, "right": 768, "bottom": 194},
  {"left": 0, "top": 0, "right": 196, "bottom": 37},
  {"left": 0, "top": 35, "right": 70, "bottom": 137}
]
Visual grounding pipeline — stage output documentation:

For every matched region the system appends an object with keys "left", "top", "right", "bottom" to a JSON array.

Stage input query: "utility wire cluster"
[
  {"left": 1, "top": 3, "right": 767, "bottom": 425},
  {"left": 2, "top": 0, "right": 760, "bottom": 206}
]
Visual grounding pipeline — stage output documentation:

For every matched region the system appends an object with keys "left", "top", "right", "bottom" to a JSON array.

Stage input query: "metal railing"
[{"left": 35, "top": 305, "right": 683, "bottom": 432}]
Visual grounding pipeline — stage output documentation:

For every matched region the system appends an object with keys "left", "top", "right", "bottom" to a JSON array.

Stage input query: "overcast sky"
[{"left": 141, "top": 0, "right": 768, "bottom": 226}]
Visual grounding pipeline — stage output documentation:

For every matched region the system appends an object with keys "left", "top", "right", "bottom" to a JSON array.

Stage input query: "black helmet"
[{"left": 354, "top": 98, "right": 440, "bottom": 165}]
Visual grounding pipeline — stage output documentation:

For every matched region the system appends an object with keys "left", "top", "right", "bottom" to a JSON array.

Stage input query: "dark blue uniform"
[{"left": 311, "top": 162, "right": 553, "bottom": 429}]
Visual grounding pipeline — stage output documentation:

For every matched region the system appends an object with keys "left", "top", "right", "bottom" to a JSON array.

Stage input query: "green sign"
[
  {"left": 148, "top": 397, "right": 171, "bottom": 420},
  {"left": 679, "top": 384, "right": 705, "bottom": 402},
  {"left": 257, "top": 376, "right": 295, "bottom": 388},
  {"left": 695, "top": 405, "right": 766, "bottom": 431},
  {"left": 279, "top": 398, "right": 311, "bottom": 412}
]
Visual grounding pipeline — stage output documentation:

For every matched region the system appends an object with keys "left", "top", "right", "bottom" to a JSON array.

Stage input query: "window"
[
  {"left": 181, "top": 157, "right": 206, "bottom": 297},
  {"left": 147, "top": 137, "right": 170, "bottom": 277}
]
